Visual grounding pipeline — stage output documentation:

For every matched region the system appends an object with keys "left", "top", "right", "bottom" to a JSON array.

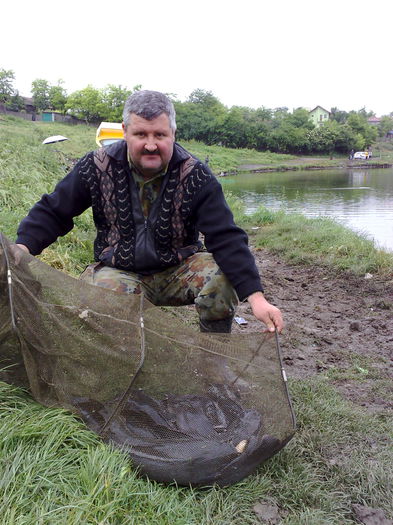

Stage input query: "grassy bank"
[
  {"left": 233, "top": 203, "right": 393, "bottom": 277},
  {"left": 1, "top": 116, "right": 392, "bottom": 524}
]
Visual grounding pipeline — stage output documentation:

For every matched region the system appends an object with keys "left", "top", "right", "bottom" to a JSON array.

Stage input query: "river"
[{"left": 220, "top": 167, "right": 393, "bottom": 252}]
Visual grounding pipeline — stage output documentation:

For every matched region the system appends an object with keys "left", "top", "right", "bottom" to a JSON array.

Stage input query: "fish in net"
[{"left": 0, "top": 233, "right": 295, "bottom": 486}]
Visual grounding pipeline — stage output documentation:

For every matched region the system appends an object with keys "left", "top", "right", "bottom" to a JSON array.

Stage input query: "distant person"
[
  {"left": 349, "top": 149, "right": 354, "bottom": 160},
  {"left": 205, "top": 155, "right": 209, "bottom": 166},
  {"left": 14, "top": 90, "right": 283, "bottom": 334}
]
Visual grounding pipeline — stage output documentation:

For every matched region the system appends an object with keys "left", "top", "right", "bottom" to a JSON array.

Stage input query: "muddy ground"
[{"left": 231, "top": 248, "right": 393, "bottom": 413}]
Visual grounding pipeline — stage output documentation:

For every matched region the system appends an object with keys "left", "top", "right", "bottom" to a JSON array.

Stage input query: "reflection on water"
[{"left": 220, "top": 168, "right": 393, "bottom": 251}]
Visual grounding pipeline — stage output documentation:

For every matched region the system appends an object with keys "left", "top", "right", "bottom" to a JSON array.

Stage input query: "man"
[{"left": 16, "top": 90, "right": 283, "bottom": 333}]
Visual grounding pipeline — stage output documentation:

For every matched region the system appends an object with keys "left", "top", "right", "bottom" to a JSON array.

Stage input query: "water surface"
[{"left": 220, "top": 168, "right": 393, "bottom": 251}]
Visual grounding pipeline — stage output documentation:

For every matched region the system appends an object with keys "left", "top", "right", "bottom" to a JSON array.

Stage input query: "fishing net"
[{"left": 0, "top": 233, "right": 295, "bottom": 487}]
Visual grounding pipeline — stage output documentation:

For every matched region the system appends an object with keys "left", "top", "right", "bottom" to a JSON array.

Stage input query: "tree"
[
  {"left": 31, "top": 78, "right": 50, "bottom": 111},
  {"left": 48, "top": 80, "right": 67, "bottom": 112},
  {"left": 175, "top": 89, "right": 226, "bottom": 144},
  {"left": 378, "top": 116, "right": 393, "bottom": 138},
  {"left": 0, "top": 68, "right": 16, "bottom": 105},
  {"left": 187, "top": 89, "right": 220, "bottom": 107},
  {"left": 356, "top": 107, "right": 374, "bottom": 119},
  {"left": 102, "top": 84, "right": 132, "bottom": 121},
  {"left": 347, "top": 113, "right": 378, "bottom": 147},
  {"left": 219, "top": 106, "right": 257, "bottom": 148},
  {"left": 6, "top": 90, "right": 25, "bottom": 111},
  {"left": 65, "top": 85, "right": 106, "bottom": 123},
  {"left": 330, "top": 107, "right": 349, "bottom": 124}
]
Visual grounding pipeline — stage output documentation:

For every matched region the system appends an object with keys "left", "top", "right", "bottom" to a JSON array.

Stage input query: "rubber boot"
[{"left": 199, "top": 316, "right": 233, "bottom": 333}]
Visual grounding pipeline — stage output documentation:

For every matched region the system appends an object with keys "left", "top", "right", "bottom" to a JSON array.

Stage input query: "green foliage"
[
  {"left": 287, "top": 108, "right": 314, "bottom": 130},
  {"left": 330, "top": 107, "right": 349, "bottom": 124},
  {"left": 175, "top": 95, "right": 380, "bottom": 155},
  {"left": 305, "top": 120, "right": 359, "bottom": 154},
  {"left": 31, "top": 78, "right": 50, "bottom": 111},
  {"left": 175, "top": 89, "right": 226, "bottom": 145},
  {"left": 0, "top": 68, "right": 16, "bottom": 104},
  {"left": 346, "top": 113, "right": 378, "bottom": 147},
  {"left": 31, "top": 78, "right": 68, "bottom": 113},
  {"left": 48, "top": 80, "right": 67, "bottom": 112},
  {"left": 6, "top": 90, "right": 25, "bottom": 111},
  {"left": 3, "top": 70, "right": 391, "bottom": 154},
  {"left": 378, "top": 115, "right": 393, "bottom": 138},
  {"left": 66, "top": 85, "right": 106, "bottom": 123},
  {"left": 102, "top": 84, "right": 132, "bottom": 122},
  {"left": 66, "top": 84, "right": 139, "bottom": 123}
]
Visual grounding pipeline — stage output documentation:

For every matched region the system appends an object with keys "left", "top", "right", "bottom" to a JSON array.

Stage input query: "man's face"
[{"left": 123, "top": 113, "right": 175, "bottom": 178}]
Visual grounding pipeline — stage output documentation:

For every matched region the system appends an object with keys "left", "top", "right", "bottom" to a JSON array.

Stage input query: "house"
[
  {"left": 367, "top": 116, "right": 381, "bottom": 126},
  {"left": 309, "top": 106, "right": 330, "bottom": 127},
  {"left": 22, "top": 97, "right": 36, "bottom": 113}
]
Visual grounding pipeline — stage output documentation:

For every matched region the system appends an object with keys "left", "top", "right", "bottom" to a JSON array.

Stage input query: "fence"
[{"left": 0, "top": 108, "right": 85, "bottom": 125}]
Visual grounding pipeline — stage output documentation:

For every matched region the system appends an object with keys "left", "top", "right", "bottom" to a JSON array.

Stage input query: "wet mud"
[{"left": 233, "top": 249, "right": 393, "bottom": 413}]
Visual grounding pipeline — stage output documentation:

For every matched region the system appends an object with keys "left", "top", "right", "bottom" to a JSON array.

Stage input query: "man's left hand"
[{"left": 247, "top": 291, "right": 284, "bottom": 333}]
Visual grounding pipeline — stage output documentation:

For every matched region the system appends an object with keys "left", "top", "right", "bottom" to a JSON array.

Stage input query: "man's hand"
[
  {"left": 16, "top": 244, "right": 30, "bottom": 254},
  {"left": 9, "top": 244, "right": 30, "bottom": 265},
  {"left": 247, "top": 291, "right": 284, "bottom": 333}
]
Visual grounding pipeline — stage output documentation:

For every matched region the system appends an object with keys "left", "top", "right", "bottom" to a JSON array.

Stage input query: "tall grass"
[{"left": 241, "top": 208, "right": 393, "bottom": 276}]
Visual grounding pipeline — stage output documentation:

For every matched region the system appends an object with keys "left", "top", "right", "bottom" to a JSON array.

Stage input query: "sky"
[{"left": 2, "top": 0, "right": 391, "bottom": 116}]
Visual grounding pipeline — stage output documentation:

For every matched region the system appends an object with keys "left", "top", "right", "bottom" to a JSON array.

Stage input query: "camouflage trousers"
[{"left": 79, "top": 252, "right": 238, "bottom": 322}]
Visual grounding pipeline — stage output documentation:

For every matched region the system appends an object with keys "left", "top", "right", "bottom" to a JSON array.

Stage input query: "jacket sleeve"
[
  {"left": 16, "top": 154, "right": 93, "bottom": 255},
  {"left": 191, "top": 173, "right": 263, "bottom": 301}
]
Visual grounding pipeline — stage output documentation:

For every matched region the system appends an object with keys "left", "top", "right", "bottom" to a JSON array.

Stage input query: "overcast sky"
[{"left": 2, "top": 0, "right": 391, "bottom": 116}]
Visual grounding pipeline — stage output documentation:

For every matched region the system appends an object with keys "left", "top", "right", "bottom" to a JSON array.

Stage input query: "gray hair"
[{"left": 123, "top": 90, "right": 177, "bottom": 131}]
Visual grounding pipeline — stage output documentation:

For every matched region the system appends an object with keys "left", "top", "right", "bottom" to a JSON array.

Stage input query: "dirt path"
[{"left": 232, "top": 249, "right": 393, "bottom": 413}]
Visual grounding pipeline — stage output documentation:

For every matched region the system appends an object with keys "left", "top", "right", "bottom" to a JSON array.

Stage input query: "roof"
[
  {"left": 309, "top": 106, "right": 331, "bottom": 114},
  {"left": 367, "top": 116, "right": 381, "bottom": 122}
]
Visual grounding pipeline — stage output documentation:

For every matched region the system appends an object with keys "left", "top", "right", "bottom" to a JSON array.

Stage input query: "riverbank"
[
  {"left": 232, "top": 157, "right": 393, "bottom": 175},
  {"left": 236, "top": 161, "right": 393, "bottom": 174}
]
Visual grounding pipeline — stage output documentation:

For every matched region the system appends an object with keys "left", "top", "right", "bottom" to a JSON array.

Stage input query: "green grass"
[
  {"left": 180, "top": 140, "right": 295, "bottom": 173},
  {"left": 241, "top": 207, "right": 393, "bottom": 277},
  {"left": 1, "top": 116, "right": 393, "bottom": 524},
  {"left": 0, "top": 378, "right": 391, "bottom": 524}
]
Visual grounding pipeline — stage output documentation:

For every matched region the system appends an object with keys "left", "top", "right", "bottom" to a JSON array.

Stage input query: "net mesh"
[{"left": 0, "top": 233, "right": 295, "bottom": 486}]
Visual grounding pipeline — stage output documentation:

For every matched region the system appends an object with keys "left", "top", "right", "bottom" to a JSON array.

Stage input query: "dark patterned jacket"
[{"left": 16, "top": 141, "right": 263, "bottom": 300}]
